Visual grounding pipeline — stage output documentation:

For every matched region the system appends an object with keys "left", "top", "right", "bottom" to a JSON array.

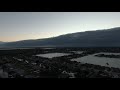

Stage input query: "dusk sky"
[{"left": 0, "top": 12, "right": 120, "bottom": 42}]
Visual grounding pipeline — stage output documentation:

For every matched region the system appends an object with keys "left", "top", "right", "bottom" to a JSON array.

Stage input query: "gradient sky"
[{"left": 1, "top": 12, "right": 120, "bottom": 42}]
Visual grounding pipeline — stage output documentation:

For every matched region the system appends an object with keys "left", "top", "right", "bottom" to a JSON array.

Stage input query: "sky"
[{"left": 0, "top": 12, "right": 120, "bottom": 42}]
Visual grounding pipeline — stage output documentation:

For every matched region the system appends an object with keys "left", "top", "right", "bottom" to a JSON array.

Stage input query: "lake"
[
  {"left": 71, "top": 53, "right": 120, "bottom": 68},
  {"left": 36, "top": 53, "right": 70, "bottom": 58},
  {"left": 70, "top": 51, "right": 83, "bottom": 54}
]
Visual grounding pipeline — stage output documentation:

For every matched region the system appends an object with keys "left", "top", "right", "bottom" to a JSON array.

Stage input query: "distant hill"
[{"left": 1, "top": 27, "right": 120, "bottom": 48}]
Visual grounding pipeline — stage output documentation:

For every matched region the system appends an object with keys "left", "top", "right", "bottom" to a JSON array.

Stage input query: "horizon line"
[{"left": 1, "top": 26, "right": 120, "bottom": 42}]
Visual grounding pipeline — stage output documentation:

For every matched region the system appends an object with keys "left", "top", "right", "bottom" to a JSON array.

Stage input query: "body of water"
[
  {"left": 70, "top": 51, "right": 83, "bottom": 54},
  {"left": 71, "top": 53, "right": 120, "bottom": 68},
  {"left": 36, "top": 53, "right": 70, "bottom": 58}
]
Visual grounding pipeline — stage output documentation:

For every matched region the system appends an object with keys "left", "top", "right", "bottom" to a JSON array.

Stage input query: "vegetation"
[{"left": 0, "top": 47, "right": 120, "bottom": 78}]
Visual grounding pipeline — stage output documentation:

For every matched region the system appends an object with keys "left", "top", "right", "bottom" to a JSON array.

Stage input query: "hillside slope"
[{"left": 1, "top": 27, "right": 120, "bottom": 47}]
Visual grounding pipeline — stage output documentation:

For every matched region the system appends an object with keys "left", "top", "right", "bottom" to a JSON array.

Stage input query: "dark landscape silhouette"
[
  {"left": 1, "top": 27, "right": 120, "bottom": 78},
  {"left": 1, "top": 27, "right": 120, "bottom": 48}
]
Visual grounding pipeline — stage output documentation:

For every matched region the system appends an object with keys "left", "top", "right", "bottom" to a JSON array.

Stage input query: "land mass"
[{"left": 1, "top": 27, "right": 120, "bottom": 48}]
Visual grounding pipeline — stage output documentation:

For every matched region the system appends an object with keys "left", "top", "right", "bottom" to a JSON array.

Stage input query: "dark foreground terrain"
[{"left": 1, "top": 47, "right": 120, "bottom": 78}]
